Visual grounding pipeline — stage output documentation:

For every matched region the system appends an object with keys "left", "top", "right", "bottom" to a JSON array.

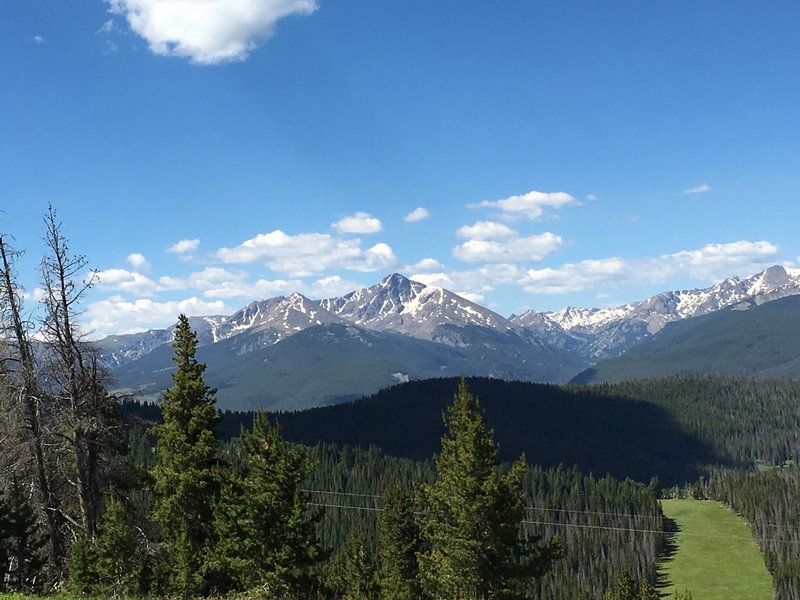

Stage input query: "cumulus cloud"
[
  {"left": 521, "top": 240, "right": 779, "bottom": 294},
  {"left": 332, "top": 212, "right": 383, "bottom": 234},
  {"left": 405, "top": 258, "right": 444, "bottom": 272},
  {"left": 409, "top": 268, "right": 506, "bottom": 305},
  {"left": 85, "top": 295, "right": 232, "bottom": 337},
  {"left": 305, "top": 275, "right": 364, "bottom": 298},
  {"left": 216, "top": 230, "right": 396, "bottom": 276},
  {"left": 126, "top": 252, "right": 150, "bottom": 271},
  {"left": 472, "top": 190, "right": 577, "bottom": 220},
  {"left": 456, "top": 221, "right": 516, "bottom": 240},
  {"left": 96, "top": 268, "right": 160, "bottom": 296},
  {"left": 167, "top": 238, "right": 200, "bottom": 254},
  {"left": 453, "top": 232, "right": 563, "bottom": 264},
  {"left": 404, "top": 207, "right": 430, "bottom": 223},
  {"left": 106, "top": 0, "right": 318, "bottom": 64},
  {"left": 683, "top": 183, "right": 711, "bottom": 194}
]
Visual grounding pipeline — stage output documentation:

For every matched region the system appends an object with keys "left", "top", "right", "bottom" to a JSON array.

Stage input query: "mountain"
[
  {"left": 512, "top": 265, "right": 800, "bottom": 359},
  {"left": 104, "top": 274, "right": 586, "bottom": 409},
  {"left": 318, "top": 273, "right": 519, "bottom": 341},
  {"left": 112, "top": 322, "right": 582, "bottom": 411},
  {"left": 571, "top": 294, "right": 800, "bottom": 384},
  {"left": 99, "top": 265, "right": 800, "bottom": 409}
]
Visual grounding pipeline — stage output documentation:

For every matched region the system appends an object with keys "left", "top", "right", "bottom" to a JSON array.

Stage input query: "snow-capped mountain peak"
[
  {"left": 319, "top": 272, "right": 515, "bottom": 339},
  {"left": 512, "top": 264, "right": 800, "bottom": 359}
]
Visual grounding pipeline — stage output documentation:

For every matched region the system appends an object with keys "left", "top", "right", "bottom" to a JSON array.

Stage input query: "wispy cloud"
[
  {"left": 471, "top": 189, "right": 577, "bottom": 220},
  {"left": 33, "top": 35, "right": 46, "bottom": 45},
  {"left": 96, "top": 19, "right": 117, "bottom": 34},
  {"left": 106, "top": 0, "right": 318, "bottom": 65},
  {"left": 404, "top": 207, "right": 430, "bottom": 223},
  {"left": 332, "top": 212, "right": 382, "bottom": 234},
  {"left": 683, "top": 183, "right": 711, "bottom": 195}
]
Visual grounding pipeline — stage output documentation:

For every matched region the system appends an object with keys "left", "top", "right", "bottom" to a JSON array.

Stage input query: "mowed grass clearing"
[{"left": 660, "top": 499, "right": 772, "bottom": 599}]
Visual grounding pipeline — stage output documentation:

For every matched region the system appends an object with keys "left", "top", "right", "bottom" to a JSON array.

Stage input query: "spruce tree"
[
  {"left": 151, "top": 314, "right": 220, "bottom": 597},
  {"left": 2, "top": 478, "right": 45, "bottom": 592},
  {"left": 212, "top": 413, "right": 323, "bottom": 595},
  {"left": 378, "top": 481, "right": 423, "bottom": 600},
  {"left": 417, "top": 378, "right": 559, "bottom": 599},
  {"left": 338, "top": 528, "right": 379, "bottom": 600},
  {"left": 93, "top": 491, "right": 144, "bottom": 597}
]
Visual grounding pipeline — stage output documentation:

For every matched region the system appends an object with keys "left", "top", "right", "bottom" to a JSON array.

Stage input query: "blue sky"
[{"left": 2, "top": 0, "right": 799, "bottom": 336}]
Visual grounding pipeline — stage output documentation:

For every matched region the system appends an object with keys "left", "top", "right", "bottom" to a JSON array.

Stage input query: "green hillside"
[
  {"left": 660, "top": 499, "right": 772, "bottom": 599},
  {"left": 572, "top": 295, "right": 800, "bottom": 384},
  {"left": 189, "top": 374, "right": 800, "bottom": 485}
]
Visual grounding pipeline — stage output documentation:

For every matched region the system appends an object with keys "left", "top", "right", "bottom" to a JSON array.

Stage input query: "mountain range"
[{"left": 98, "top": 265, "right": 800, "bottom": 410}]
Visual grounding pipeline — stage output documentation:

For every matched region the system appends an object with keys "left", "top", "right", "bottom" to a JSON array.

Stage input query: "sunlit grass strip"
[{"left": 660, "top": 499, "right": 773, "bottom": 600}]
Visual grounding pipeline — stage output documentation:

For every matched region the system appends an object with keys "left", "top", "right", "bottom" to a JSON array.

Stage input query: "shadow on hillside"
[{"left": 256, "top": 377, "right": 732, "bottom": 486}]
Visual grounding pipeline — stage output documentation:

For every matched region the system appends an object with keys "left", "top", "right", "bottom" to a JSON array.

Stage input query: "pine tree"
[
  {"left": 150, "top": 314, "right": 220, "bottom": 597},
  {"left": 417, "top": 378, "right": 560, "bottom": 599},
  {"left": 378, "top": 481, "right": 423, "bottom": 600},
  {"left": 338, "top": 528, "right": 379, "bottom": 600},
  {"left": 212, "top": 413, "right": 324, "bottom": 595},
  {"left": 93, "top": 491, "right": 144, "bottom": 597},
  {"left": 2, "top": 478, "right": 45, "bottom": 592}
]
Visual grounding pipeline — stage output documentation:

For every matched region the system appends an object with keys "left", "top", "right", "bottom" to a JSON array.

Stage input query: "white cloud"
[
  {"left": 683, "top": 183, "right": 711, "bottom": 195},
  {"left": 404, "top": 207, "right": 430, "bottom": 223},
  {"left": 106, "top": 0, "right": 318, "bottom": 64},
  {"left": 33, "top": 35, "right": 46, "bottom": 45},
  {"left": 305, "top": 275, "right": 364, "bottom": 298},
  {"left": 405, "top": 258, "right": 443, "bottom": 272},
  {"left": 586, "top": 194, "right": 598, "bottom": 201},
  {"left": 96, "top": 268, "right": 160, "bottom": 295},
  {"left": 85, "top": 295, "right": 232, "bottom": 338},
  {"left": 521, "top": 240, "right": 779, "bottom": 294},
  {"left": 332, "top": 212, "right": 383, "bottom": 234},
  {"left": 456, "top": 221, "right": 516, "bottom": 241},
  {"left": 126, "top": 252, "right": 150, "bottom": 271},
  {"left": 472, "top": 190, "right": 577, "bottom": 220},
  {"left": 453, "top": 232, "right": 563, "bottom": 264},
  {"left": 167, "top": 238, "right": 199, "bottom": 254},
  {"left": 410, "top": 268, "right": 503, "bottom": 303},
  {"left": 216, "top": 230, "right": 396, "bottom": 276}
]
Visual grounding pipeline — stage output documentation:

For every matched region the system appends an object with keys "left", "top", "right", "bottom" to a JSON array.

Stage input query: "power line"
[{"left": 303, "top": 495, "right": 800, "bottom": 546}]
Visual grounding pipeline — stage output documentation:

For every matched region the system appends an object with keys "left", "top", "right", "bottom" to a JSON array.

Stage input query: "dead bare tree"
[
  {"left": 39, "top": 207, "right": 120, "bottom": 541},
  {"left": 0, "top": 233, "right": 65, "bottom": 569}
]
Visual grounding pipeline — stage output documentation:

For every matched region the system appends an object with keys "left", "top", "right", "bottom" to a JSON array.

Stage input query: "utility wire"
[{"left": 304, "top": 496, "right": 800, "bottom": 546}]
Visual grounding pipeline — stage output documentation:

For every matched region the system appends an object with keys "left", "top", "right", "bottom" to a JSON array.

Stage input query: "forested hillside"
[
  {"left": 185, "top": 374, "right": 800, "bottom": 485},
  {"left": 572, "top": 295, "right": 800, "bottom": 384}
]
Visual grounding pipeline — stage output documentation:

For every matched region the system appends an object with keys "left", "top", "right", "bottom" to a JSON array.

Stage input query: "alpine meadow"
[{"left": 3, "top": 1, "right": 800, "bottom": 599}]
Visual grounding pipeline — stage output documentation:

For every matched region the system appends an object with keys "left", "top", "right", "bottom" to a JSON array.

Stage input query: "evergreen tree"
[
  {"left": 212, "top": 413, "right": 324, "bottom": 596},
  {"left": 93, "top": 491, "right": 144, "bottom": 597},
  {"left": 2, "top": 478, "right": 45, "bottom": 592},
  {"left": 150, "top": 314, "right": 220, "bottom": 597},
  {"left": 377, "top": 481, "right": 423, "bottom": 600},
  {"left": 335, "top": 528, "right": 379, "bottom": 600},
  {"left": 417, "top": 378, "right": 559, "bottom": 599}
]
